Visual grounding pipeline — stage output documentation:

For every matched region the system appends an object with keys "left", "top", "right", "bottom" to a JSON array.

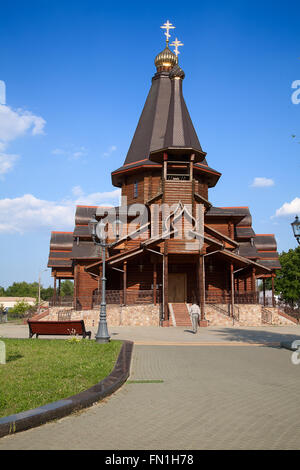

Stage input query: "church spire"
[
  {"left": 155, "top": 20, "right": 178, "bottom": 72},
  {"left": 111, "top": 21, "right": 221, "bottom": 189}
]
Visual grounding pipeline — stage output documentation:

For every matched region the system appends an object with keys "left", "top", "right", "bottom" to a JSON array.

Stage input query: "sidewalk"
[
  {"left": 1, "top": 322, "right": 300, "bottom": 346},
  {"left": 1, "top": 343, "right": 300, "bottom": 449}
]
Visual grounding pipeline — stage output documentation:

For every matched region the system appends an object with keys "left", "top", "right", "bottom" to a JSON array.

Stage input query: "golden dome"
[{"left": 154, "top": 45, "right": 178, "bottom": 69}]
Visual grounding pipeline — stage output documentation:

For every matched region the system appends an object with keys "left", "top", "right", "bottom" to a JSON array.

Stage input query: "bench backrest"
[{"left": 28, "top": 320, "right": 85, "bottom": 336}]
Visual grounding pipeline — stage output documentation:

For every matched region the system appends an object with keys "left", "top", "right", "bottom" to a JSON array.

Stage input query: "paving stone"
[{"left": 0, "top": 345, "right": 300, "bottom": 449}]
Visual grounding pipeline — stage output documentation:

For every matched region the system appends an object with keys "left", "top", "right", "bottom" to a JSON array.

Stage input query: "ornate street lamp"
[
  {"left": 291, "top": 215, "right": 300, "bottom": 245},
  {"left": 89, "top": 216, "right": 122, "bottom": 343}
]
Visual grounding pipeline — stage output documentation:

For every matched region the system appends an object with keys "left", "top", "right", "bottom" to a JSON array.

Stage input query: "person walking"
[
  {"left": 189, "top": 303, "right": 200, "bottom": 333},
  {"left": 3, "top": 307, "right": 8, "bottom": 323}
]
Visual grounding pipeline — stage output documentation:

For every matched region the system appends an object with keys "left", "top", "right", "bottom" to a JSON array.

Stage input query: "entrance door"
[{"left": 168, "top": 273, "right": 187, "bottom": 302}]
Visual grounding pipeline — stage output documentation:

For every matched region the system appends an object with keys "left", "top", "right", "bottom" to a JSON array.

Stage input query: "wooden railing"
[
  {"left": 205, "top": 291, "right": 259, "bottom": 305},
  {"left": 49, "top": 290, "right": 162, "bottom": 309},
  {"left": 92, "top": 289, "right": 162, "bottom": 307}
]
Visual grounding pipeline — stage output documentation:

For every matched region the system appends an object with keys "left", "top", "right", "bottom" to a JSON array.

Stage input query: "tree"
[
  {"left": 5, "top": 282, "right": 39, "bottom": 298},
  {"left": 40, "top": 286, "right": 54, "bottom": 301},
  {"left": 60, "top": 280, "right": 74, "bottom": 297},
  {"left": 274, "top": 247, "right": 300, "bottom": 307},
  {"left": 9, "top": 300, "right": 31, "bottom": 317}
]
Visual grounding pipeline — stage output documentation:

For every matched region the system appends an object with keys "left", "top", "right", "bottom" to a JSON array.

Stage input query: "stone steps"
[{"left": 170, "top": 303, "right": 192, "bottom": 327}]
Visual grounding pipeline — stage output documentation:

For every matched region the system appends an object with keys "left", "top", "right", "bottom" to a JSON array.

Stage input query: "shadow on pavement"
[{"left": 212, "top": 327, "right": 300, "bottom": 347}]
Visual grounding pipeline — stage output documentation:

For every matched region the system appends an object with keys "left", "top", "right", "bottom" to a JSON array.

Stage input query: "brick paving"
[
  {"left": 0, "top": 342, "right": 300, "bottom": 450},
  {"left": 2, "top": 323, "right": 300, "bottom": 345}
]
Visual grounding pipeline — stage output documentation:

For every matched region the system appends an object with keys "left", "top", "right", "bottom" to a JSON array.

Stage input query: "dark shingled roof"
[
  {"left": 73, "top": 225, "right": 91, "bottom": 238},
  {"left": 48, "top": 232, "right": 73, "bottom": 268},
  {"left": 205, "top": 206, "right": 250, "bottom": 220},
  {"left": 254, "top": 234, "right": 281, "bottom": 270},
  {"left": 163, "top": 73, "right": 203, "bottom": 152},
  {"left": 256, "top": 259, "right": 281, "bottom": 270},
  {"left": 123, "top": 70, "right": 205, "bottom": 166},
  {"left": 255, "top": 235, "right": 278, "bottom": 252},
  {"left": 111, "top": 64, "right": 221, "bottom": 188},
  {"left": 75, "top": 206, "right": 97, "bottom": 226},
  {"left": 235, "top": 226, "right": 255, "bottom": 239},
  {"left": 47, "top": 258, "right": 73, "bottom": 268},
  {"left": 238, "top": 241, "right": 259, "bottom": 259},
  {"left": 71, "top": 241, "right": 101, "bottom": 259}
]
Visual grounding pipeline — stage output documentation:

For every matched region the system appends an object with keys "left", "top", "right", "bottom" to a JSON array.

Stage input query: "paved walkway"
[
  {"left": 1, "top": 323, "right": 300, "bottom": 345},
  {"left": 0, "top": 344, "right": 300, "bottom": 450},
  {"left": 1, "top": 323, "right": 300, "bottom": 450}
]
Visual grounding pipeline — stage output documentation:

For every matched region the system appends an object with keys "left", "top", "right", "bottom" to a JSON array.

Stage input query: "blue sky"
[{"left": 0, "top": 0, "right": 299, "bottom": 288}]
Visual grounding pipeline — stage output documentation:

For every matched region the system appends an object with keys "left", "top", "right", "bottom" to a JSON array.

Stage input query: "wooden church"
[{"left": 48, "top": 23, "right": 281, "bottom": 326}]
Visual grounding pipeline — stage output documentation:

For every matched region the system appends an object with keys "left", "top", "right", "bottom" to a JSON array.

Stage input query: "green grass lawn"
[{"left": 0, "top": 338, "right": 122, "bottom": 418}]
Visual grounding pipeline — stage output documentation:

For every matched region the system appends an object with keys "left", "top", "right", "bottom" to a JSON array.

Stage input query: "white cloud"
[
  {"left": 251, "top": 177, "right": 275, "bottom": 188},
  {"left": 52, "top": 146, "right": 88, "bottom": 160},
  {"left": 0, "top": 103, "right": 46, "bottom": 178},
  {"left": 74, "top": 188, "right": 121, "bottom": 206},
  {"left": 0, "top": 153, "right": 19, "bottom": 177},
  {"left": 71, "top": 185, "right": 84, "bottom": 197},
  {"left": 52, "top": 148, "right": 65, "bottom": 156},
  {"left": 103, "top": 145, "right": 117, "bottom": 157},
  {"left": 0, "top": 188, "right": 121, "bottom": 234},
  {"left": 275, "top": 197, "right": 300, "bottom": 217},
  {"left": 0, "top": 104, "right": 45, "bottom": 143}
]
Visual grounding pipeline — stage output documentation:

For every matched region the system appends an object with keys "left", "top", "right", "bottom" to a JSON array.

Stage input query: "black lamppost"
[
  {"left": 89, "top": 216, "right": 122, "bottom": 343},
  {"left": 291, "top": 215, "right": 300, "bottom": 245}
]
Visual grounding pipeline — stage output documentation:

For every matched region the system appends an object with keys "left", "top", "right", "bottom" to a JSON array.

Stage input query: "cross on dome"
[
  {"left": 160, "top": 20, "right": 175, "bottom": 44},
  {"left": 170, "top": 38, "right": 184, "bottom": 56}
]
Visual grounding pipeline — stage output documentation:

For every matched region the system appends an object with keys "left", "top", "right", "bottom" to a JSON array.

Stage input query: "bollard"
[{"left": 0, "top": 341, "right": 6, "bottom": 365}]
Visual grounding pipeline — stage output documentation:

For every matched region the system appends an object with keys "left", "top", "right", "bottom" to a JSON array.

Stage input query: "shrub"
[{"left": 9, "top": 300, "right": 31, "bottom": 318}]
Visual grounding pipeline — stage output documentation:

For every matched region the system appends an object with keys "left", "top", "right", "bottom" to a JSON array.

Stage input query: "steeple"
[{"left": 111, "top": 21, "right": 221, "bottom": 188}]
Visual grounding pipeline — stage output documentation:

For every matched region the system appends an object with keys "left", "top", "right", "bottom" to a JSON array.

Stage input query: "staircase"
[{"left": 169, "top": 303, "right": 192, "bottom": 327}]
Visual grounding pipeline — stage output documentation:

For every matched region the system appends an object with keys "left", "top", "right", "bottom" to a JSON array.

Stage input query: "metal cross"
[
  {"left": 171, "top": 38, "right": 184, "bottom": 56},
  {"left": 160, "top": 20, "right": 175, "bottom": 44}
]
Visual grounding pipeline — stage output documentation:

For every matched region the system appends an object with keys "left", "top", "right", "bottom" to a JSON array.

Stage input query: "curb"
[
  {"left": 280, "top": 340, "right": 300, "bottom": 351},
  {"left": 0, "top": 340, "right": 133, "bottom": 438}
]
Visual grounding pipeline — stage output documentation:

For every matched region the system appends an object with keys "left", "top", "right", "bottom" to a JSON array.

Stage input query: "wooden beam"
[
  {"left": 163, "top": 243, "right": 168, "bottom": 322},
  {"left": 271, "top": 274, "right": 275, "bottom": 307},
  {"left": 251, "top": 267, "right": 256, "bottom": 303},
  {"left": 189, "top": 153, "right": 195, "bottom": 181},
  {"left": 198, "top": 254, "right": 205, "bottom": 321},
  {"left": 53, "top": 275, "right": 57, "bottom": 303},
  {"left": 123, "top": 261, "right": 127, "bottom": 306},
  {"left": 153, "top": 262, "right": 157, "bottom": 305},
  {"left": 73, "top": 263, "right": 77, "bottom": 309},
  {"left": 230, "top": 263, "right": 234, "bottom": 318},
  {"left": 163, "top": 152, "right": 168, "bottom": 180},
  {"left": 263, "top": 278, "right": 266, "bottom": 306}
]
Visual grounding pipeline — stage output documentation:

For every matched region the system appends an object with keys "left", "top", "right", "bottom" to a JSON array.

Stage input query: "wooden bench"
[{"left": 27, "top": 320, "right": 91, "bottom": 339}]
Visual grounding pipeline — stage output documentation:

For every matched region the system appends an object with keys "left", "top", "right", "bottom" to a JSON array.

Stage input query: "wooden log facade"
[{"left": 47, "top": 41, "right": 281, "bottom": 325}]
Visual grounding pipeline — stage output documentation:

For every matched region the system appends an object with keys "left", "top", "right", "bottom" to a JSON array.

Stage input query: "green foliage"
[
  {"left": 9, "top": 300, "right": 31, "bottom": 318},
  {"left": 40, "top": 286, "right": 54, "bottom": 300},
  {"left": 275, "top": 246, "right": 300, "bottom": 306},
  {"left": 5, "top": 282, "right": 39, "bottom": 299},
  {"left": 0, "top": 282, "right": 54, "bottom": 301},
  {"left": 60, "top": 280, "right": 74, "bottom": 297}
]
